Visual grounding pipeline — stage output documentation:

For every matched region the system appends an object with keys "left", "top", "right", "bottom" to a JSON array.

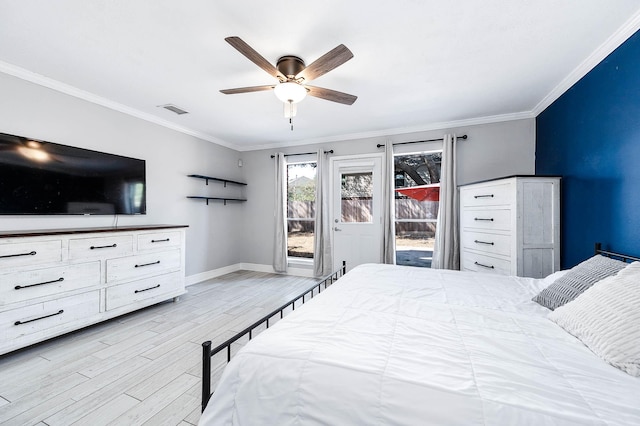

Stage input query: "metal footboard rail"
[{"left": 201, "top": 261, "right": 347, "bottom": 412}]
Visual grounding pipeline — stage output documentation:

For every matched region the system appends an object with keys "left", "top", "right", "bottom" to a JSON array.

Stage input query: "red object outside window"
[{"left": 394, "top": 184, "right": 440, "bottom": 201}]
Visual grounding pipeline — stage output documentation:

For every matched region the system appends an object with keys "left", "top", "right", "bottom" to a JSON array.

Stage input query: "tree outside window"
[{"left": 286, "top": 162, "right": 316, "bottom": 258}]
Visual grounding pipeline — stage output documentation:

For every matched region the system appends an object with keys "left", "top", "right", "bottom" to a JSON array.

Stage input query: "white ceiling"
[{"left": 1, "top": 1, "right": 640, "bottom": 151}]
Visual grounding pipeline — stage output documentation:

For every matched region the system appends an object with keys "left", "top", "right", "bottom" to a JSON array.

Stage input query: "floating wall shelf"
[
  {"left": 186, "top": 196, "right": 247, "bottom": 206},
  {"left": 187, "top": 174, "right": 247, "bottom": 206},
  {"left": 187, "top": 174, "right": 247, "bottom": 187}
]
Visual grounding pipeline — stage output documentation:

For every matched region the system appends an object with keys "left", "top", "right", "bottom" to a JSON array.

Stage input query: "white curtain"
[
  {"left": 273, "top": 153, "right": 288, "bottom": 273},
  {"left": 313, "top": 150, "right": 332, "bottom": 277},
  {"left": 431, "top": 134, "right": 460, "bottom": 270},
  {"left": 382, "top": 141, "right": 396, "bottom": 264}
]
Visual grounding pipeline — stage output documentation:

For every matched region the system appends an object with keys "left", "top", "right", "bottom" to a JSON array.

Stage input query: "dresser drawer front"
[
  {"left": 0, "top": 240, "right": 62, "bottom": 269},
  {"left": 461, "top": 231, "right": 511, "bottom": 257},
  {"left": 1, "top": 291, "right": 100, "bottom": 340},
  {"left": 462, "top": 251, "right": 512, "bottom": 275},
  {"left": 106, "top": 272, "right": 183, "bottom": 310},
  {"left": 106, "top": 249, "right": 181, "bottom": 283},
  {"left": 460, "top": 209, "right": 512, "bottom": 231},
  {"left": 0, "top": 261, "right": 101, "bottom": 306},
  {"left": 137, "top": 231, "right": 182, "bottom": 251},
  {"left": 68, "top": 235, "right": 134, "bottom": 260},
  {"left": 460, "top": 181, "right": 514, "bottom": 207}
]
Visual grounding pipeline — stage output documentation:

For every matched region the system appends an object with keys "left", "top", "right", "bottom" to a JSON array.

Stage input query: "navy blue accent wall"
[{"left": 536, "top": 29, "right": 640, "bottom": 268}]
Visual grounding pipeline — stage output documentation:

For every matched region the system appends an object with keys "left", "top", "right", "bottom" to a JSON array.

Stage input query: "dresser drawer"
[
  {"left": 137, "top": 231, "right": 182, "bottom": 251},
  {"left": 105, "top": 272, "right": 183, "bottom": 311},
  {"left": 106, "top": 249, "right": 181, "bottom": 283},
  {"left": 461, "top": 231, "right": 511, "bottom": 257},
  {"left": 462, "top": 251, "right": 512, "bottom": 275},
  {"left": 460, "top": 209, "right": 512, "bottom": 232},
  {"left": 68, "top": 235, "right": 134, "bottom": 260},
  {"left": 460, "top": 181, "right": 514, "bottom": 207},
  {"left": 1, "top": 290, "right": 100, "bottom": 341},
  {"left": 0, "top": 261, "right": 100, "bottom": 306},
  {"left": 0, "top": 240, "right": 62, "bottom": 269}
]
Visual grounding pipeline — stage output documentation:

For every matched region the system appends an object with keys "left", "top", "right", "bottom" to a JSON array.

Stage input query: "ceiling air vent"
[{"left": 158, "top": 104, "right": 189, "bottom": 115}]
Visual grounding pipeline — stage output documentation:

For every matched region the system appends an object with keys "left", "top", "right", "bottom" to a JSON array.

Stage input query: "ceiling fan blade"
[
  {"left": 220, "top": 85, "right": 275, "bottom": 95},
  {"left": 306, "top": 86, "right": 357, "bottom": 105},
  {"left": 225, "top": 36, "right": 285, "bottom": 80},
  {"left": 296, "top": 44, "right": 354, "bottom": 82}
]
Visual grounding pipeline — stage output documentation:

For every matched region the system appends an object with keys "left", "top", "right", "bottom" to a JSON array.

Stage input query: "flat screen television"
[{"left": 0, "top": 132, "right": 146, "bottom": 215}]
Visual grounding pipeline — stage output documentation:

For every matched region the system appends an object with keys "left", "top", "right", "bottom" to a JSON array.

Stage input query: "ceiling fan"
[{"left": 220, "top": 36, "right": 357, "bottom": 129}]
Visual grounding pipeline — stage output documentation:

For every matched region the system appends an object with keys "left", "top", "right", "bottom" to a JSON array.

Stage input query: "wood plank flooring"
[{"left": 0, "top": 271, "right": 320, "bottom": 426}]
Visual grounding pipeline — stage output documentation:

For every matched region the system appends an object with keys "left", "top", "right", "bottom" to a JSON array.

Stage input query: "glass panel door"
[{"left": 331, "top": 156, "right": 383, "bottom": 272}]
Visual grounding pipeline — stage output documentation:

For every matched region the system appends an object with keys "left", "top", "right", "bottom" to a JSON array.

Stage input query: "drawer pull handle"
[
  {"left": 15, "top": 310, "right": 64, "bottom": 326},
  {"left": 474, "top": 194, "right": 494, "bottom": 199},
  {"left": 474, "top": 261, "right": 495, "bottom": 269},
  {"left": 135, "top": 284, "right": 161, "bottom": 293},
  {"left": 135, "top": 260, "right": 161, "bottom": 268},
  {"left": 474, "top": 218, "right": 494, "bottom": 222},
  {"left": 15, "top": 277, "right": 64, "bottom": 290},
  {"left": 1, "top": 250, "right": 37, "bottom": 259},
  {"left": 474, "top": 240, "right": 495, "bottom": 246},
  {"left": 151, "top": 238, "right": 170, "bottom": 243},
  {"left": 90, "top": 244, "right": 117, "bottom": 250}
]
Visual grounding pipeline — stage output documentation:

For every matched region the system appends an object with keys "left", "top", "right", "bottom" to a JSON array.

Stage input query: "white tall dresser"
[{"left": 459, "top": 176, "right": 561, "bottom": 278}]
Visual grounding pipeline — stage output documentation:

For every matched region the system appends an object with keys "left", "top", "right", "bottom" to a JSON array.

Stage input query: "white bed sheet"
[{"left": 200, "top": 264, "right": 640, "bottom": 425}]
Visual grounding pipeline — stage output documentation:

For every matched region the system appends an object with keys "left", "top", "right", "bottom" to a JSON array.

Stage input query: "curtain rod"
[
  {"left": 270, "top": 150, "right": 334, "bottom": 158},
  {"left": 376, "top": 134, "right": 467, "bottom": 148}
]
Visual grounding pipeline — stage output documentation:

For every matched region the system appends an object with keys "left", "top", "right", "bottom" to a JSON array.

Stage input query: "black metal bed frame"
[
  {"left": 200, "top": 261, "right": 347, "bottom": 412},
  {"left": 595, "top": 242, "right": 640, "bottom": 263}
]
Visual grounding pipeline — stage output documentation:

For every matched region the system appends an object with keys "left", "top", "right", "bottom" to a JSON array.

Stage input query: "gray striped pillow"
[{"left": 532, "top": 255, "right": 627, "bottom": 310}]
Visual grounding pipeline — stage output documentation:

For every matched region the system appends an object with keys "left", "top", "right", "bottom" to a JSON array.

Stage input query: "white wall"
[
  {"left": 240, "top": 118, "right": 535, "bottom": 266},
  {"left": 0, "top": 72, "right": 245, "bottom": 278}
]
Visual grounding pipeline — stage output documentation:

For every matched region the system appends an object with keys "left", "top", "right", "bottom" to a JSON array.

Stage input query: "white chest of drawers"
[
  {"left": 459, "top": 176, "right": 560, "bottom": 278},
  {"left": 0, "top": 225, "right": 187, "bottom": 355}
]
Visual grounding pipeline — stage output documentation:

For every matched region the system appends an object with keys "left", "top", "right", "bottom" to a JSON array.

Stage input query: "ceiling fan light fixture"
[{"left": 274, "top": 82, "right": 307, "bottom": 103}]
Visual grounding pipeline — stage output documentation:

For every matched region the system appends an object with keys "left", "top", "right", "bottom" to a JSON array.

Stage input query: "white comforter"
[{"left": 200, "top": 264, "right": 640, "bottom": 425}]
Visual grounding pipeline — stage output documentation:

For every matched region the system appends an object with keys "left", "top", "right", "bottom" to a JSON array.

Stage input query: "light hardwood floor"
[{"left": 0, "top": 271, "right": 320, "bottom": 426}]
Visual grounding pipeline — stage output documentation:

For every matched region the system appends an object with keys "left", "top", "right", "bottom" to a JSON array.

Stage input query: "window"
[
  {"left": 394, "top": 151, "right": 442, "bottom": 267},
  {"left": 286, "top": 162, "right": 317, "bottom": 258},
  {"left": 340, "top": 171, "right": 373, "bottom": 223}
]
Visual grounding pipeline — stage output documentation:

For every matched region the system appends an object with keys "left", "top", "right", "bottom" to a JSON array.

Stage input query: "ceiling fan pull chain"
[{"left": 289, "top": 101, "right": 294, "bottom": 131}]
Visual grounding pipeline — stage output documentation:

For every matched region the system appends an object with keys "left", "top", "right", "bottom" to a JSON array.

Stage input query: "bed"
[{"left": 199, "top": 245, "right": 640, "bottom": 425}]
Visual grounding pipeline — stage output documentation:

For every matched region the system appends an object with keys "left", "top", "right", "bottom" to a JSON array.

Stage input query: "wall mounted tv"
[{"left": 0, "top": 132, "right": 146, "bottom": 215}]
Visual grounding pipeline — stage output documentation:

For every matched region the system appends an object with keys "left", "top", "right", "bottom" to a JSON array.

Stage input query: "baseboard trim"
[
  {"left": 240, "top": 263, "right": 315, "bottom": 278},
  {"left": 185, "top": 263, "right": 242, "bottom": 286},
  {"left": 186, "top": 262, "right": 315, "bottom": 286}
]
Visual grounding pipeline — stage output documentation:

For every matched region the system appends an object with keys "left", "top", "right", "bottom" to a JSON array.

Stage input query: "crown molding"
[
  {"left": 0, "top": 60, "right": 239, "bottom": 151},
  {"left": 0, "top": 59, "right": 535, "bottom": 153},
  {"left": 238, "top": 110, "right": 535, "bottom": 152},
  {"left": 532, "top": 10, "right": 640, "bottom": 116}
]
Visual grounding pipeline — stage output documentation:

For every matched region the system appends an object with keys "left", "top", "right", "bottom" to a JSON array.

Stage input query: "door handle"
[{"left": 334, "top": 227, "right": 342, "bottom": 232}]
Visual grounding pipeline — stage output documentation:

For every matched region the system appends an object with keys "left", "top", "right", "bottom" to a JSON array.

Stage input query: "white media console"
[{"left": 0, "top": 224, "right": 187, "bottom": 355}]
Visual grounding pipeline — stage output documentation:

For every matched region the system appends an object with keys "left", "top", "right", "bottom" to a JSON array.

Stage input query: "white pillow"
[
  {"left": 528, "top": 270, "right": 569, "bottom": 294},
  {"left": 548, "top": 261, "right": 640, "bottom": 376},
  {"left": 540, "top": 269, "right": 569, "bottom": 288}
]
